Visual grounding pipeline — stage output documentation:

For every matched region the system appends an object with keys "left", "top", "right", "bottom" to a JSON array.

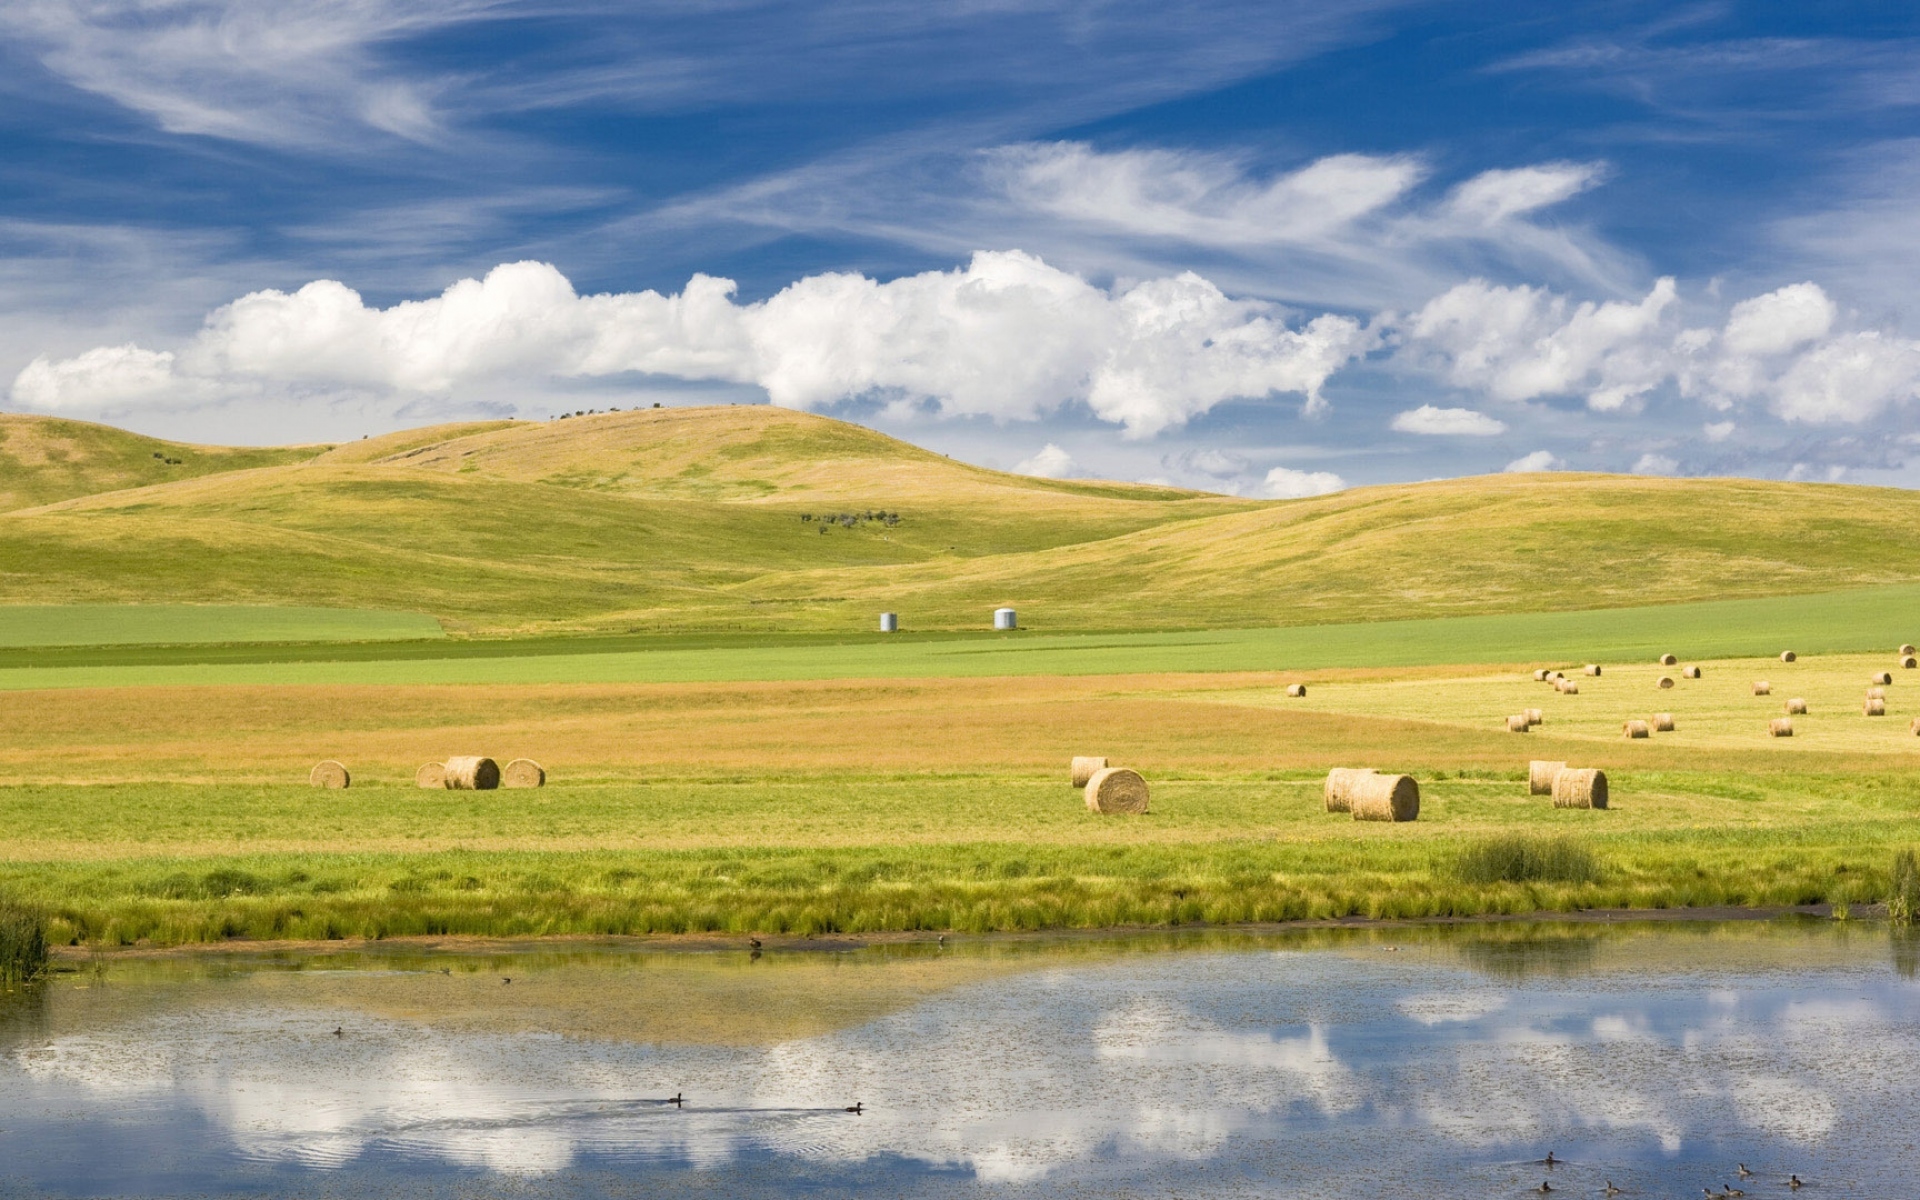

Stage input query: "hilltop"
[{"left": 2, "top": 406, "right": 1917, "bottom": 635}]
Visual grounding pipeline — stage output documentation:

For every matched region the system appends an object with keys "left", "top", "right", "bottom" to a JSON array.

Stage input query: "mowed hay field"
[{"left": 1, "top": 644, "right": 1916, "bottom": 947}]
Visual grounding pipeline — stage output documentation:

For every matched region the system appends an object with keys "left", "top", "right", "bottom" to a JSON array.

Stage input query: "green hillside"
[{"left": 2, "top": 405, "right": 1918, "bottom": 636}]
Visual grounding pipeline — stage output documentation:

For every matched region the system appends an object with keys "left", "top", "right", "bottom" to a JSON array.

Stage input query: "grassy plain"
[{"left": 0, "top": 604, "right": 444, "bottom": 647}]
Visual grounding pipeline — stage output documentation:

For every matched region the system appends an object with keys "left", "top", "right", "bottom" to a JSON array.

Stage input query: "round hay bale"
[
  {"left": 1557, "top": 680, "right": 1581, "bottom": 695},
  {"left": 1752, "top": 681, "right": 1771, "bottom": 696},
  {"left": 1584, "top": 664, "right": 1602, "bottom": 676},
  {"left": 1623, "top": 719, "right": 1650, "bottom": 739},
  {"left": 1069, "top": 755, "right": 1110, "bottom": 788},
  {"left": 1911, "top": 717, "right": 1920, "bottom": 736},
  {"left": 442, "top": 755, "right": 501, "bottom": 790},
  {"left": 502, "top": 758, "right": 546, "bottom": 788},
  {"left": 415, "top": 761, "right": 446, "bottom": 789},
  {"left": 1865, "top": 697, "right": 1887, "bottom": 717},
  {"left": 1528, "top": 760, "right": 1566, "bottom": 795},
  {"left": 1656, "top": 675, "right": 1674, "bottom": 689},
  {"left": 1084, "top": 767, "right": 1149, "bottom": 814},
  {"left": 1285, "top": 683, "right": 1307, "bottom": 698},
  {"left": 1904, "top": 656, "right": 1917, "bottom": 670},
  {"left": 1651, "top": 712, "right": 1675, "bottom": 732},
  {"left": 1871, "top": 671, "right": 1894, "bottom": 685},
  {"left": 1780, "top": 650, "right": 1797, "bottom": 662},
  {"left": 1323, "top": 767, "right": 1376, "bottom": 813},
  {"left": 309, "top": 760, "right": 350, "bottom": 789},
  {"left": 1658, "top": 653, "right": 1677, "bottom": 666},
  {"left": 1769, "top": 717, "right": 1794, "bottom": 738},
  {"left": 1867, "top": 686, "right": 1887, "bottom": 701},
  {"left": 1525, "top": 708, "right": 1544, "bottom": 726},
  {"left": 1533, "top": 668, "right": 1550, "bottom": 682},
  {"left": 1552, "top": 767, "right": 1607, "bottom": 809},
  {"left": 1681, "top": 665, "right": 1701, "bottom": 679},
  {"left": 1786, "top": 698, "right": 1808, "bottom": 714},
  {"left": 1349, "top": 773, "right": 1419, "bottom": 822},
  {"left": 1507, "top": 714, "right": 1530, "bottom": 733},
  {"left": 1902, "top": 643, "right": 1916, "bottom": 656}
]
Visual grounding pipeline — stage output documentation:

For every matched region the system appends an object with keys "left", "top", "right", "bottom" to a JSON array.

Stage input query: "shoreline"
[{"left": 47, "top": 901, "right": 1874, "bottom": 962}]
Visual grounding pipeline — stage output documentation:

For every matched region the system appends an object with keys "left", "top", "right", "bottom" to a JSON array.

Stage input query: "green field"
[{"left": 0, "top": 604, "right": 445, "bottom": 647}]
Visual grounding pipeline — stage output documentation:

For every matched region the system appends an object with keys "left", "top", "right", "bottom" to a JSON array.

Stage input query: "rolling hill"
[{"left": 2, "top": 406, "right": 1918, "bottom": 636}]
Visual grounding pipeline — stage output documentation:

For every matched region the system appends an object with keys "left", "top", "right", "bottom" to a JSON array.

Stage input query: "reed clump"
[
  {"left": 1891, "top": 849, "right": 1919, "bottom": 926},
  {"left": 1452, "top": 835, "right": 1601, "bottom": 885},
  {"left": 0, "top": 898, "right": 49, "bottom": 986}
]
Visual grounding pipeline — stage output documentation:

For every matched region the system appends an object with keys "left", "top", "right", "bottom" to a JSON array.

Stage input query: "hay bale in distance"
[
  {"left": 1868, "top": 686, "right": 1887, "bottom": 701},
  {"left": 1525, "top": 708, "right": 1544, "bottom": 726},
  {"left": 1323, "top": 767, "right": 1376, "bottom": 813},
  {"left": 1753, "top": 681, "right": 1772, "bottom": 696},
  {"left": 1552, "top": 768, "right": 1607, "bottom": 809},
  {"left": 1084, "top": 767, "right": 1149, "bottom": 814},
  {"left": 1529, "top": 760, "right": 1566, "bottom": 795},
  {"left": 309, "top": 760, "right": 350, "bottom": 789},
  {"left": 1780, "top": 650, "right": 1797, "bottom": 662},
  {"left": 442, "top": 756, "right": 501, "bottom": 790},
  {"left": 1584, "top": 664, "right": 1602, "bottom": 676},
  {"left": 1533, "top": 668, "right": 1550, "bottom": 682},
  {"left": 1285, "top": 683, "right": 1307, "bottom": 697},
  {"left": 1070, "top": 756, "right": 1109, "bottom": 788},
  {"left": 1651, "top": 712, "right": 1675, "bottom": 732},
  {"left": 1902, "top": 643, "right": 1916, "bottom": 656},
  {"left": 1682, "top": 665, "right": 1701, "bottom": 679},
  {"left": 415, "top": 762, "right": 446, "bottom": 789},
  {"left": 1659, "top": 653, "right": 1677, "bottom": 666},
  {"left": 1865, "top": 697, "right": 1887, "bottom": 717},
  {"left": 1904, "top": 656, "right": 1918, "bottom": 670},
  {"left": 1871, "top": 671, "right": 1894, "bottom": 685},
  {"left": 1786, "top": 698, "right": 1808, "bottom": 715},
  {"left": 1507, "top": 714, "right": 1530, "bottom": 733},
  {"left": 1623, "top": 719, "right": 1650, "bottom": 739},
  {"left": 1556, "top": 680, "right": 1581, "bottom": 695},
  {"left": 502, "top": 758, "right": 546, "bottom": 788},
  {"left": 1770, "top": 717, "right": 1794, "bottom": 738},
  {"left": 1657, "top": 675, "right": 1675, "bottom": 689},
  {"left": 1350, "top": 773, "right": 1419, "bottom": 822}
]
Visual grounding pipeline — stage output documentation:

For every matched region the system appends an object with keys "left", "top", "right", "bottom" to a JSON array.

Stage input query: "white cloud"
[
  {"left": 1441, "top": 163, "right": 1605, "bottom": 227},
  {"left": 1389, "top": 404, "right": 1506, "bottom": 436},
  {"left": 1503, "top": 449, "right": 1564, "bottom": 473},
  {"left": 1631, "top": 452, "right": 1679, "bottom": 475},
  {"left": 1720, "top": 282, "right": 1836, "bottom": 357},
  {"left": 1014, "top": 443, "right": 1076, "bottom": 478},
  {"left": 1703, "top": 420, "right": 1735, "bottom": 441},
  {"left": 1262, "top": 466, "right": 1346, "bottom": 499},
  {"left": 9, "top": 253, "right": 1374, "bottom": 439}
]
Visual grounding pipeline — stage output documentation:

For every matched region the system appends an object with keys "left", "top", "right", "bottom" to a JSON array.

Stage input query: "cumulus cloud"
[
  {"left": 1014, "top": 443, "right": 1076, "bottom": 478},
  {"left": 1389, "top": 404, "right": 1506, "bottom": 436},
  {"left": 1632, "top": 452, "right": 1680, "bottom": 475},
  {"left": 1262, "top": 466, "right": 1346, "bottom": 499},
  {"left": 1504, "top": 449, "right": 1564, "bottom": 472},
  {"left": 8, "top": 253, "right": 1374, "bottom": 439}
]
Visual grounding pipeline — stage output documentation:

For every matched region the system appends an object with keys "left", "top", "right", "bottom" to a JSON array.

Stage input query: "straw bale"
[
  {"left": 1659, "top": 654, "right": 1677, "bottom": 666},
  {"left": 1285, "top": 684, "right": 1307, "bottom": 697},
  {"left": 1525, "top": 708, "right": 1544, "bottom": 726},
  {"left": 1533, "top": 669, "right": 1550, "bottom": 682},
  {"left": 1323, "top": 767, "right": 1375, "bottom": 813},
  {"left": 308, "top": 760, "right": 350, "bottom": 789},
  {"left": 1786, "top": 698, "right": 1807, "bottom": 715},
  {"left": 1780, "top": 650, "right": 1797, "bottom": 662},
  {"left": 1682, "top": 666, "right": 1701, "bottom": 679},
  {"left": 1623, "top": 719, "right": 1650, "bottom": 739},
  {"left": 1769, "top": 717, "right": 1794, "bottom": 737},
  {"left": 1904, "top": 656, "right": 1917, "bottom": 670},
  {"left": 414, "top": 762, "right": 446, "bottom": 789},
  {"left": 1084, "top": 767, "right": 1150, "bottom": 814},
  {"left": 1507, "top": 714, "right": 1530, "bottom": 733},
  {"left": 1865, "top": 697, "right": 1887, "bottom": 717},
  {"left": 1528, "top": 760, "right": 1566, "bottom": 795},
  {"left": 1656, "top": 675, "right": 1674, "bottom": 689},
  {"left": 502, "top": 758, "right": 546, "bottom": 788},
  {"left": 1651, "top": 712, "right": 1675, "bottom": 732},
  {"left": 1556, "top": 680, "right": 1580, "bottom": 695},
  {"left": 1871, "top": 671, "right": 1893, "bottom": 685},
  {"left": 1867, "top": 686, "right": 1886, "bottom": 700},
  {"left": 442, "top": 755, "right": 500, "bottom": 790},
  {"left": 1070, "top": 756, "right": 1109, "bottom": 788},
  {"left": 1584, "top": 664, "right": 1602, "bottom": 676},
  {"left": 1903, "top": 644, "right": 1916, "bottom": 656},
  {"left": 1552, "top": 768, "right": 1607, "bottom": 809},
  {"left": 1752, "top": 681, "right": 1771, "bottom": 696},
  {"left": 1349, "top": 773, "right": 1419, "bottom": 822}
]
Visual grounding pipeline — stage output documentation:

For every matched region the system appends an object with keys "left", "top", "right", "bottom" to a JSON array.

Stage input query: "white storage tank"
[
  {"left": 993, "top": 607, "right": 1017, "bottom": 631},
  {"left": 879, "top": 612, "right": 898, "bottom": 632}
]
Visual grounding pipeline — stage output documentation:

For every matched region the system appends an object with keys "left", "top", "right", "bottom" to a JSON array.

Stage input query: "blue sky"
[{"left": 4, "top": 1, "right": 1919, "bottom": 495}]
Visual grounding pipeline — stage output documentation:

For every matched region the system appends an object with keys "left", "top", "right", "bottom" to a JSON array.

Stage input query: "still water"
[{"left": 3, "top": 921, "right": 1917, "bottom": 1198}]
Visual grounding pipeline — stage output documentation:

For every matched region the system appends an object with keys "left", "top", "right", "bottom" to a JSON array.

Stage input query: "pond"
[{"left": 2, "top": 920, "right": 1916, "bottom": 1197}]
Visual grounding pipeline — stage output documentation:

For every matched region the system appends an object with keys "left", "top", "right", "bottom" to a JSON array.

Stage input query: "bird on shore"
[
  {"left": 937, "top": 934, "right": 946, "bottom": 945},
  {"left": 502, "top": 977, "right": 511, "bottom": 985},
  {"left": 749, "top": 938, "right": 762, "bottom": 950},
  {"left": 846, "top": 1102, "right": 864, "bottom": 1115}
]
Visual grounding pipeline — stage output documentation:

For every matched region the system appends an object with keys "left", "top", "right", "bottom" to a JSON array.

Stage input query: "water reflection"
[{"left": 1, "top": 923, "right": 1916, "bottom": 1197}]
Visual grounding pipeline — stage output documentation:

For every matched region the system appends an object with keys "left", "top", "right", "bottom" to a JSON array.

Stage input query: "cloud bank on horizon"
[{"left": 3, "top": 1, "right": 1919, "bottom": 494}]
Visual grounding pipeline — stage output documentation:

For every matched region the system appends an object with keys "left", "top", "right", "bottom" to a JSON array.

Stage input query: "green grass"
[
  {"left": 0, "top": 899, "right": 48, "bottom": 984},
  {"left": 3, "top": 583, "right": 1917, "bottom": 689},
  {"left": 1451, "top": 835, "right": 1602, "bottom": 885},
  {"left": 0, "top": 604, "right": 446, "bottom": 647}
]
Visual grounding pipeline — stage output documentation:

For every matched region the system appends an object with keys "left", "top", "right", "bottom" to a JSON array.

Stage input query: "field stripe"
[{"left": 0, "top": 604, "right": 445, "bottom": 647}]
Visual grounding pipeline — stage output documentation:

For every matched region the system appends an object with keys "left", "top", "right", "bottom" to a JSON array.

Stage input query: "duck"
[
  {"left": 1533, "top": 1183, "right": 1553, "bottom": 1194},
  {"left": 749, "top": 938, "right": 762, "bottom": 950},
  {"left": 845, "top": 1102, "right": 864, "bottom": 1115},
  {"left": 1604, "top": 1183, "right": 1621, "bottom": 1196},
  {"left": 1541, "top": 1151, "right": 1559, "bottom": 1167},
  {"left": 1724, "top": 1187, "right": 1745, "bottom": 1198},
  {"left": 670, "top": 1092, "right": 684, "bottom": 1108},
  {"left": 1737, "top": 1164, "right": 1753, "bottom": 1178},
  {"left": 1788, "top": 1176, "right": 1802, "bottom": 1191},
  {"left": 332, "top": 1026, "right": 343, "bottom": 1037}
]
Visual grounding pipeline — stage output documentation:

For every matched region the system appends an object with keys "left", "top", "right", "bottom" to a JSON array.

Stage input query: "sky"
[{"left": 4, "top": 1, "right": 1920, "bottom": 496}]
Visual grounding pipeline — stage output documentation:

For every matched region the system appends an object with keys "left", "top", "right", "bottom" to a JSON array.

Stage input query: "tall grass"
[
  {"left": 0, "top": 899, "right": 48, "bottom": 985},
  {"left": 1452, "top": 835, "right": 1602, "bottom": 885},
  {"left": 1890, "top": 849, "right": 1919, "bottom": 925}
]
